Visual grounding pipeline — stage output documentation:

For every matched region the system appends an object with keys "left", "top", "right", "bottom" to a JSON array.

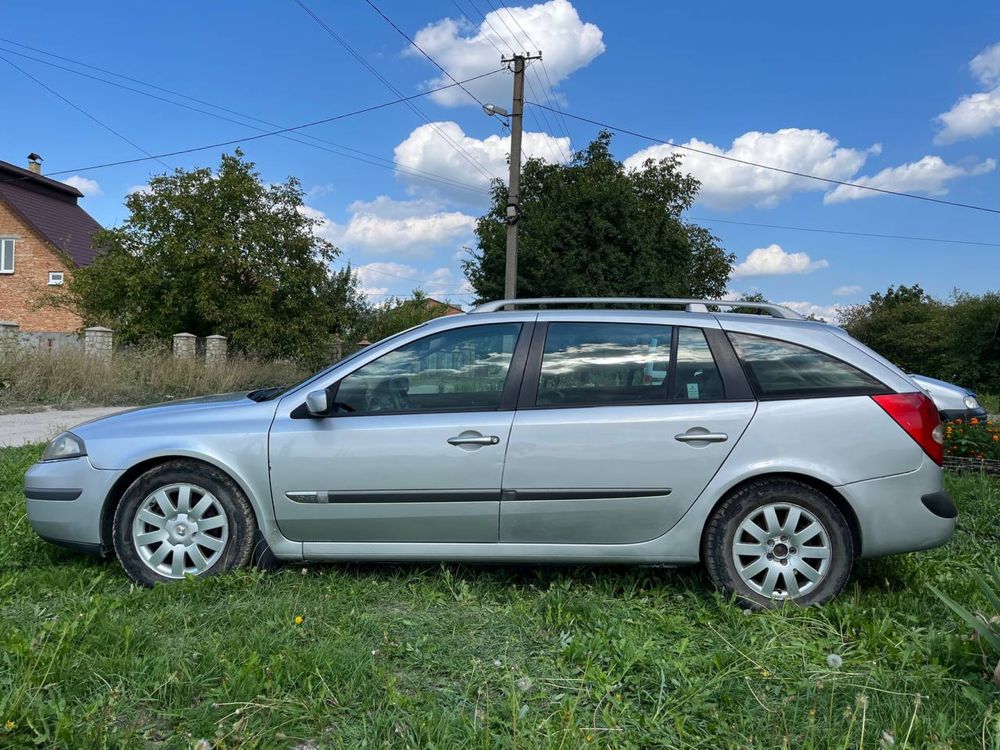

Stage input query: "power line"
[
  {"left": 687, "top": 215, "right": 1000, "bottom": 249},
  {"left": 0, "top": 53, "right": 170, "bottom": 171},
  {"left": 449, "top": 0, "right": 503, "bottom": 55},
  {"left": 527, "top": 101, "right": 1000, "bottom": 216},
  {"left": 294, "top": 0, "right": 496, "bottom": 183},
  {"left": 363, "top": 0, "right": 487, "bottom": 109},
  {"left": 0, "top": 43, "right": 490, "bottom": 196},
  {"left": 0, "top": 70, "right": 504, "bottom": 182}
]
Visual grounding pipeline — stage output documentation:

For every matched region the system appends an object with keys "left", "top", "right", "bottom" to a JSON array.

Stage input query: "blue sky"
[{"left": 3, "top": 0, "right": 1000, "bottom": 318}]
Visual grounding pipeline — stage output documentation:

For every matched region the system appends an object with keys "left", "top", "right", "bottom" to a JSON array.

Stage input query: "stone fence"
[{"left": 0, "top": 323, "right": 230, "bottom": 364}]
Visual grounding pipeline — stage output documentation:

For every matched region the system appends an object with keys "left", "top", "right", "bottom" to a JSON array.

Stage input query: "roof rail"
[{"left": 469, "top": 297, "right": 805, "bottom": 320}]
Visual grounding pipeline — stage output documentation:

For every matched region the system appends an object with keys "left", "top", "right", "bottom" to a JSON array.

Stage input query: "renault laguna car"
[{"left": 24, "top": 298, "right": 956, "bottom": 606}]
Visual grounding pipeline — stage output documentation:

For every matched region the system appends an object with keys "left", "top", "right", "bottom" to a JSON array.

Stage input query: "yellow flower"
[
  {"left": 4, "top": 720, "right": 14, "bottom": 731},
  {"left": 293, "top": 615, "right": 304, "bottom": 625}
]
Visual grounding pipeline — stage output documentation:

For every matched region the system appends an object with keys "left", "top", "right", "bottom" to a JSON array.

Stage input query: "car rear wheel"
[
  {"left": 702, "top": 478, "right": 854, "bottom": 607},
  {"left": 112, "top": 460, "right": 256, "bottom": 586}
]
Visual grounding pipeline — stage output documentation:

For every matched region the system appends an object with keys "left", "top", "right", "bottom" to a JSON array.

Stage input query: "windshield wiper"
[{"left": 246, "top": 386, "right": 287, "bottom": 402}]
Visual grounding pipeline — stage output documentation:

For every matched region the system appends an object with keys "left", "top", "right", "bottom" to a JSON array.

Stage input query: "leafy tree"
[
  {"left": 69, "top": 151, "right": 362, "bottom": 364},
  {"left": 362, "top": 290, "right": 457, "bottom": 342},
  {"left": 839, "top": 285, "right": 947, "bottom": 376},
  {"left": 463, "top": 132, "right": 733, "bottom": 301},
  {"left": 940, "top": 290, "right": 1000, "bottom": 390}
]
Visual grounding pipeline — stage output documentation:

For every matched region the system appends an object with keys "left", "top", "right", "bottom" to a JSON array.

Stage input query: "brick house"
[{"left": 0, "top": 154, "right": 102, "bottom": 333}]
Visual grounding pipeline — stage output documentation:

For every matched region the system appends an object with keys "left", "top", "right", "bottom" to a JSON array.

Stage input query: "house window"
[
  {"left": 48, "top": 272, "right": 65, "bottom": 286},
  {"left": 0, "top": 238, "right": 13, "bottom": 274}
]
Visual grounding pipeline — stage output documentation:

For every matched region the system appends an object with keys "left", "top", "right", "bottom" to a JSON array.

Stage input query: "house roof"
[{"left": 0, "top": 160, "right": 103, "bottom": 267}]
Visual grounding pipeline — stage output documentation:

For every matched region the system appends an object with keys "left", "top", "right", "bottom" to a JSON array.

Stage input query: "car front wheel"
[
  {"left": 112, "top": 460, "right": 256, "bottom": 586},
  {"left": 702, "top": 478, "right": 854, "bottom": 607}
]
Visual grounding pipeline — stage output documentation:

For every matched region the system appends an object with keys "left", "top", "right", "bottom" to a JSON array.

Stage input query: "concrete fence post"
[
  {"left": 84, "top": 326, "right": 113, "bottom": 359},
  {"left": 205, "top": 334, "right": 228, "bottom": 365},
  {"left": 0, "top": 321, "right": 19, "bottom": 357},
  {"left": 173, "top": 332, "right": 196, "bottom": 359}
]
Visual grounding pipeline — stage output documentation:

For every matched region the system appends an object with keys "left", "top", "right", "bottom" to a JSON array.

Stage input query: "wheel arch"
[
  {"left": 99, "top": 454, "right": 266, "bottom": 553},
  {"left": 699, "top": 471, "right": 862, "bottom": 558}
]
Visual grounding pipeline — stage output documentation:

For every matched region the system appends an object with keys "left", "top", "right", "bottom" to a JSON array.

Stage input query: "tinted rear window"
[{"left": 728, "top": 332, "right": 888, "bottom": 398}]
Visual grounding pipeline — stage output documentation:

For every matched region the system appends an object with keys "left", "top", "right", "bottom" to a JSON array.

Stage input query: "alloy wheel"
[
  {"left": 731, "top": 502, "right": 832, "bottom": 600},
  {"left": 131, "top": 482, "right": 230, "bottom": 579}
]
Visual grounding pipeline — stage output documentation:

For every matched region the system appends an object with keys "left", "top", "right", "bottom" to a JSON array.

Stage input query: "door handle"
[
  {"left": 448, "top": 435, "right": 500, "bottom": 446},
  {"left": 674, "top": 432, "right": 728, "bottom": 443}
]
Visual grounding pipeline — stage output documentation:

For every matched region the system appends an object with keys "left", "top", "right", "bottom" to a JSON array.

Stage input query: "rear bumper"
[
  {"left": 24, "top": 457, "right": 122, "bottom": 555},
  {"left": 837, "top": 457, "right": 956, "bottom": 558}
]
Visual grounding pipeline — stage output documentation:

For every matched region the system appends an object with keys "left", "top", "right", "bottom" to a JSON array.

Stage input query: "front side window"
[
  {"left": 728, "top": 332, "right": 888, "bottom": 398},
  {"left": 537, "top": 323, "right": 673, "bottom": 406},
  {"left": 0, "top": 238, "right": 14, "bottom": 273},
  {"left": 334, "top": 323, "right": 522, "bottom": 414}
]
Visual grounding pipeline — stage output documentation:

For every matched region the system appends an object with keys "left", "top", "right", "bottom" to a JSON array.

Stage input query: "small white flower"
[
  {"left": 493, "top": 659, "right": 502, "bottom": 667},
  {"left": 193, "top": 740, "right": 213, "bottom": 750},
  {"left": 516, "top": 677, "right": 533, "bottom": 693},
  {"left": 826, "top": 654, "right": 843, "bottom": 669}
]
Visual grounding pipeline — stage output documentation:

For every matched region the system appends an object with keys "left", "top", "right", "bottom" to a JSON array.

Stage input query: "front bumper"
[
  {"left": 940, "top": 406, "right": 989, "bottom": 422},
  {"left": 24, "top": 456, "right": 122, "bottom": 555},
  {"left": 838, "top": 457, "right": 956, "bottom": 557}
]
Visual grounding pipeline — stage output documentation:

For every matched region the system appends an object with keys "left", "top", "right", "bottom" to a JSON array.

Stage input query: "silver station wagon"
[{"left": 24, "top": 298, "right": 956, "bottom": 606}]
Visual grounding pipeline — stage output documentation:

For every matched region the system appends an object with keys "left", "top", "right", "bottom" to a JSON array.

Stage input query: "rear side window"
[
  {"left": 728, "top": 332, "right": 888, "bottom": 398},
  {"left": 537, "top": 323, "right": 673, "bottom": 406},
  {"left": 673, "top": 327, "right": 724, "bottom": 400}
]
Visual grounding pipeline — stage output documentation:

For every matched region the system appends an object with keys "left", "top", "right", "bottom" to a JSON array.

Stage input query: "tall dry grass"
[{"left": 0, "top": 347, "right": 309, "bottom": 411}]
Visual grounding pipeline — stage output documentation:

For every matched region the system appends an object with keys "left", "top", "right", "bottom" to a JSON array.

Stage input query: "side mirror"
[{"left": 305, "top": 389, "right": 329, "bottom": 417}]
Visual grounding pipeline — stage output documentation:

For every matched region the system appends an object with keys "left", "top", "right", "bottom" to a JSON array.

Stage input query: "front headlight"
[
  {"left": 41, "top": 432, "right": 87, "bottom": 461},
  {"left": 964, "top": 395, "right": 981, "bottom": 410}
]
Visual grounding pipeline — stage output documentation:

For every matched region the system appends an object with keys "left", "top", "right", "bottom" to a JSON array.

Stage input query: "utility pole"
[{"left": 499, "top": 53, "right": 541, "bottom": 301}]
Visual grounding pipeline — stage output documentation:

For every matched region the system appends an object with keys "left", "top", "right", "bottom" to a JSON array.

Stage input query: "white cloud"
[
  {"left": 777, "top": 300, "right": 840, "bottom": 323},
  {"left": 625, "top": 129, "right": 877, "bottom": 210},
  {"left": 832, "top": 284, "right": 863, "bottom": 297},
  {"left": 62, "top": 175, "right": 102, "bottom": 197},
  {"left": 126, "top": 184, "right": 151, "bottom": 196},
  {"left": 824, "top": 155, "right": 995, "bottom": 203},
  {"left": 355, "top": 262, "right": 465, "bottom": 301},
  {"left": 411, "top": 0, "right": 605, "bottom": 107},
  {"left": 936, "top": 42, "right": 1000, "bottom": 143},
  {"left": 731, "top": 244, "right": 829, "bottom": 277},
  {"left": 394, "top": 121, "right": 571, "bottom": 198},
  {"left": 935, "top": 88, "right": 1000, "bottom": 143},
  {"left": 305, "top": 196, "right": 476, "bottom": 258},
  {"left": 971, "top": 42, "right": 1000, "bottom": 87}
]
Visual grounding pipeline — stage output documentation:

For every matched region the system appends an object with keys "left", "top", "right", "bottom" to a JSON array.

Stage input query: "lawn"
[{"left": 2, "top": 446, "right": 999, "bottom": 749}]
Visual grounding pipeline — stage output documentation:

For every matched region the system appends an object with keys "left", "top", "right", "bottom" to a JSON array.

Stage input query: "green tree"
[
  {"left": 940, "top": 290, "right": 1000, "bottom": 389},
  {"left": 70, "top": 151, "right": 361, "bottom": 364},
  {"left": 362, "top": 290, "right": 456, "bottom": 342},
  {"left": 839, "top": 285, "right": 947, "bottom": 376},
  {"left": 463, "top": 132, "right": 733, "bottom": 301}
]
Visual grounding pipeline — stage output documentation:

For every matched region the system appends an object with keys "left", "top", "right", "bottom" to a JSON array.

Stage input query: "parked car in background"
[
  {"left": 24, "top": 298, "right": 955, "bottom": 607},
  {"left": 909, "top": 374, "right": 989, "bottom": 422}
]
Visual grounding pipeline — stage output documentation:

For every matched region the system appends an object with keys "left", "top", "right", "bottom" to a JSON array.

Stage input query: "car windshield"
[{"left": 246, "top": 324, "right": 431, "bottom": 402}]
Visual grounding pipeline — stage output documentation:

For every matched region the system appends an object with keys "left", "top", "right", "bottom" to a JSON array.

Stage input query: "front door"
[
  {"left": 501, "top": 320, "right": 756, "bottom": 544},
  {"left": 269, "top": 321, "right": 529, "bottom": 542}
]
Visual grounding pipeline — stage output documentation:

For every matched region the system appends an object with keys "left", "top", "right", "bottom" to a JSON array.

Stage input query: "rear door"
[{"left": 500, "top": 315, "right": 757, "bottom": 544}]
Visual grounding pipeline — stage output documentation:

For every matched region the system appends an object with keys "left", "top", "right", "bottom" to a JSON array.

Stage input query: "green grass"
[
  {"left": 980, "top": 392, "right": 1000, "bottom": 415},
  {"left": 2, "top": 446, "right": 999, "bottom": 749}
]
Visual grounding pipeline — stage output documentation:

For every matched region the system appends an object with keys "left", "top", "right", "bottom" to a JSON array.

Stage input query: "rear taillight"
[{"left": 871, "top": 392, "right": 944, "bottom": 466}]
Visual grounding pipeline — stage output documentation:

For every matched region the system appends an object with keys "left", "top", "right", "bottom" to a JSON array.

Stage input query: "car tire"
[
  {"left": 112, "top": 460, "right": 256, "bottom": 586},
  {"left": 702, "top": 478, "right": 854, "bottom": 608}
]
